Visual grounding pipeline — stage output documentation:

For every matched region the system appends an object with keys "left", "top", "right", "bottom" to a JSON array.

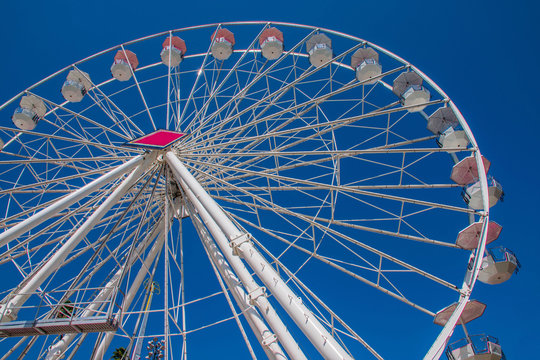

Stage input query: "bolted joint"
[
  {"left": 229, "top": 233, "right": 251, "bottom": 256},
  {"left": 262, "top": 333, "right": 278, "bottom": 347},
  {"left": 0, "top": 303, "right": 18, "bottom": 323},
  {"left": 248, "top": 286, "right": 267, "bottom": 306}
]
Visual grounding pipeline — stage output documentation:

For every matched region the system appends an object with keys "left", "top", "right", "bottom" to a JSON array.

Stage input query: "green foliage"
[
  {"left": 56, "top": 300, "right": 74, "bottom": 319},
  {"left": 111, "top": 347, "right": 127, "bottom": 360}
]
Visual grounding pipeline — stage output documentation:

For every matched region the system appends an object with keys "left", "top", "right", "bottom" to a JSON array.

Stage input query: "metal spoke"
[{"left": 0, "top": 22, "right": 496, "bottom": 360}]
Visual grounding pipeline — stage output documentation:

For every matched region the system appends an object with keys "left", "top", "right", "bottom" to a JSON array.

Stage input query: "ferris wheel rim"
[{"left": 0, "top": 21, "right": 495, "bottom": 360}]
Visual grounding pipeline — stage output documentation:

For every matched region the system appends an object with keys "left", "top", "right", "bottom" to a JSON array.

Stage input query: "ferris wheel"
[{"left": 0, "top": 22, "right": 519, "bottom": 360}]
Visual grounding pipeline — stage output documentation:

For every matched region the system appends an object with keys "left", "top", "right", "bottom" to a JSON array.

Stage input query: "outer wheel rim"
[{"left": 0, "top": 22, "right": 491, "bottom": 360}]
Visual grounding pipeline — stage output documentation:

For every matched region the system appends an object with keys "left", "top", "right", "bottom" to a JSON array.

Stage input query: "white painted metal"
[
  {"left": 0, "top": 154, "right": 145, "bottom": 249},
  {"left": 306, "top": 34, "right": 332, "bottom": 67},
  {"left": 119, "top": 45, "right": 157, "bottom": 132},
  {"left": 165, "top": 32, "right": 173, "bottom": 131},
  {"left": 478, "top": 252, "right": 518, "bottom": 285},
  {"left": 206, "top": 248, "right": 259, "bottom": 360},
  {"left": 61, "top": 80, "right": 86, "bottom": 102},
  {"left": 187, "top": 200, "right": 288, "bottom": 360},
  {"left": 180, "top": 28, "right": 320, "bottom": 135},
  {"left": 0, "top": 153, "right": 156, "bottom": 322},
  {"left": 163, "top": 194, "right": 170, "bottom": 360},
  {"left": 161, "top": 47, "right": 182, "bottom": 67},
  {"left": 211, "top": 40, "right": 233, "bottom": 60},
  {"left": 131, "top": 281, "right": 159, "bottom": 360},
  {"left": 355, "top": 60, "right": 382, "bottom": 84},
  {"left": 464, "top": 180, "right": 504, "bottom": 210},
  {"left": 111, "top": 60, "right": 132, "bottom": 81},
  {"left": 261, "top": 39, "right": 283, "bottom": 60},
  {"left": 12, "top": 94, "right": 46, "bottom": 130},
  {"left": 19, "top": 95, "right": 47, "bottom": 118},
  {"left": 0, "top": 22, "right": 499, "bottom": 359},
  {"left": 402, "top": 86, "right": 431, "bottom": 112},
  {"left": 427, "top": 107, "right": 459, "bottom": 135},
  {"left": 439, "top": 128, "right": 470, "bottom": 151},
  {"left": 45, "top": 234, "right": 152, "bottom": 360},
  {"left": 62, "top": 69, "right": 91, "bottom": 102},
  {"left": 424, "top": 145, "right": 492, "bottom": 360},
  {"left": 11, "top": 108, "right": 39, "bottom": 130},
  {"left": 448, "top": 339, "right": 503, "bottom": 360},
  {"left": 91, "top": 221, "right": 167, "bottom": 360},
  {"left": 165, "top": 151, "right": 353, "bottom": 360},
  {"left": 184, "top": 25, "right": 268, "bottom": 133},
  {"left": 181, "top": 180, "right": 305, "bottom": 360}
]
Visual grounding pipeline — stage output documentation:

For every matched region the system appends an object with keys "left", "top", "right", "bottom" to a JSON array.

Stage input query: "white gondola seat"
[
  {"left": 351, "top": 48, "right": 381, "bottom": 84},
  {"left": 62, "top": 80, "right": 85, "bottom": 102},
  {"left": 111, "top": 50, "right": 139, "bottom": 82},
  {"left": 61, "top": 69, "right": 92, "bottom": 102},
  {"left": 161, "top": 36, "right": 186, "bottom": 67},
  {"left": 446, "top": 335, "right": 505, "bottom": 360},
  {"left": 111, "top": 60, "right": 131, "bottom": 81},
  {"left": 392, "top": 72, "right": 430, "bottom": 112},
  {"left": 211, "top": 28, "right": 235, "bottom": 61},
  {"left": 438, "top": 127, "right": 470, "bottom": 151},
  {"left": 401, "top": 84, "right": 430, "bottom": 111},
  {"left": 356, "top": 59, "right": 382, "bottom": 84},
  {"left": 12, "top": 108, "right": 39, "bottom": 131},
  {"left": 478, "top": 247, "right": 520, "bottom": 285},
  {"left": 260, "top": 27, "right": 284, "bottom": 60},
  {"left": 306, "top": 34, "right": 332, "bottom": 67},
  {"left": 462, "top": 177, "right": 504, "bottom": 210},
  {"left": 161, "top": 47, "right": 182, "bottom": 67},
  {"left": 11, "top": 95, "right": 47, "bottom": 131}
]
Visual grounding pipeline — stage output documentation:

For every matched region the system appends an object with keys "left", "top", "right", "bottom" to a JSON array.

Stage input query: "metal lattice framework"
[{"left": 0, "top": 22, "right": 492, "bottom": 360}]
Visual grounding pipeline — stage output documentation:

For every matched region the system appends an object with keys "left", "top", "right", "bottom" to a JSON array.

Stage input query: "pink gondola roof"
[
  {"left": 434, "top": 300, "right": 486, "bottom": 326},
  {"left": 259, "top": 27, "right": 284, "bottom": 45},
  {"left": 162, "top": 36, "right": 187, "bottom": 54},
  {"left": 211, "top": 28, "right": 235, "bottom": 45},
  {"left": 451, "top": 156, "right": 491, "bottom": 185},
  {"left": 114, "top": 50, "right": 139, "bottom": 69},
  {"left": 456, "top": 221, "right": 502, "bottom": 250}
]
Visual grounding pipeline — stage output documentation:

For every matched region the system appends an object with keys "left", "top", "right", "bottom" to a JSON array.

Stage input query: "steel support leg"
[
  {"left": 188, "top": 202, "right": 287, "bottom": 360},
  {"left": 0, "top": 155, "right": 145, "bottom": 249},
  {"left": 0, "top": 153, "right": 156, "bottom": 323},
  {"left": 166, "top": 152, "right": 351, "bottom": 360},
  {"left": 181, "top": 181, "right": 305, "bottom": 360}
]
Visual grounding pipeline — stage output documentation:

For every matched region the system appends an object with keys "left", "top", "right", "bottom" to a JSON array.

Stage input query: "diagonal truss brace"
[
  {"left": 45, "top": 217, "right": 166, "bottom": 360},
  {"left": 165, "top": 151, "right": 353, "bottom": 360},
  {"left": 91, "top": 218, "right": 168, "bottom": 360},
  {"left": 186, "top": 198, "right": 288, "bottom": 360},
  {"left": 0, "top": 152, "right": 157, "bottom": 323},
  {"left": 0, "top": 155, "right": 146, "bottom": 249}
]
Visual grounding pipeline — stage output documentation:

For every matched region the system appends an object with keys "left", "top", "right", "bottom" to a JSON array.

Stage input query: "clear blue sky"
[{"left": 0, "top": 1, "right": 538, "bottom": 359}]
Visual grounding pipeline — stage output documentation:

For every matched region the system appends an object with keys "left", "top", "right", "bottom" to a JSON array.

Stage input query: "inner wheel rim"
[{"left": 0, "top": 22, "right": 494, "bottom": 360}]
